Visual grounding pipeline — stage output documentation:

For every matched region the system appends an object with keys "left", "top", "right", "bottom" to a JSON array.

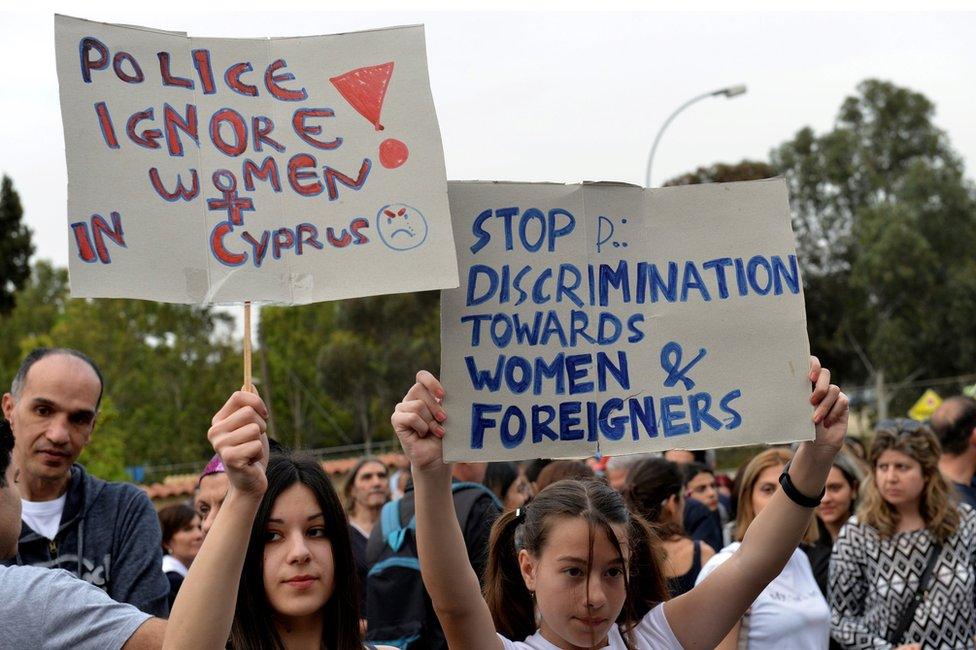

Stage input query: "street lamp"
[{"left": 644, "top": 85, "right": 747, "bottom": 188}]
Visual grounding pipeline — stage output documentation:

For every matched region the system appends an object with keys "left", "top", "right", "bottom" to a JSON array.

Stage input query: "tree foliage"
[
  {"left": 260, "top": 291, "right": 439, "bottom": 450},
  {"left": 772, "top": 79, "right": 976, "bottom": 413},
  {"left": 668, "top": 81, "right": 976, "bottom": 415},
  {"left": 0, "top": 175, "right": 35, "bottom": 315},
  {"left": 0, "top": 262, "right": 241, "bottom": 474},
  {"left": 663, "top": 160, "right": 776, "bottom": 186}
]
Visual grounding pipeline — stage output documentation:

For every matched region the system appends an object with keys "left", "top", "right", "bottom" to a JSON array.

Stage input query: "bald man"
[
  {"left": 1, "top": 348, "right": 169, "bottom": 615},
  {"left": 932, "top": 395, "right": 976, "bottom": 508}
]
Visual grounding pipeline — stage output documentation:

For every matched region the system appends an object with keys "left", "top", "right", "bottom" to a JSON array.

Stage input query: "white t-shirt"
[
  {"left": 21, "top": 494, "right": 67, "bottom": 540},
  {"left": 696, "top": 542, "right": 829, "bottom": 650},
  {"left": 497, "top": 603, "right": 681, "bottom": 649}
]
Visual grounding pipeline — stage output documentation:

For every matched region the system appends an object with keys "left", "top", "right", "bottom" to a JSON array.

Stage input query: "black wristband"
[{"left": 779, "top": 463, "right": 825, "bottom": 508}]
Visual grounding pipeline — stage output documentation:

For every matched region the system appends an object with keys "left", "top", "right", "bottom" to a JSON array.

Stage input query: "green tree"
[
  {"left": 0, "top": 262, "right": 243, "bottom": 475},
  {"left": 46, "top": 298, "right": 241, "bottom": 466},
  {"left": 0, "top": 261, "right": 69, "bottom": 387},
  {"left": 771, "top": 79, "right": 976, "bottom": 417},
  {"left": 77, "top": 396, "right": 128, "bottom": 481},
  {"left": 0, "top": 175, "right": 35, "bottom": 315},
  {"left": 260, "top": 291, "right": 440, "bottom": 451},
  {"left": 258, "top": 301, "right": 355, "bottom": 450},
  {"left": 663, "top": 160, "right": 775, "bottom": 186},
  {"left": 662, "top": 83, "right": 976, "bottom": 417}
]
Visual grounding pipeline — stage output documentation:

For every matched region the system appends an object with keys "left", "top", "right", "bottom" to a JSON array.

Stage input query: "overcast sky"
[{"left": 3, "top": 8, "right": 975, "bottom": 270}]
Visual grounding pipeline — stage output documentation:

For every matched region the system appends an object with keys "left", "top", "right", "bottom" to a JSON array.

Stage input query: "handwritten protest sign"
[
  {"left": 441, "top": 179, "right": 813, "bottom": 461},
  {"left": 55, "top": 15, "right": 458, "bottom": 305}
]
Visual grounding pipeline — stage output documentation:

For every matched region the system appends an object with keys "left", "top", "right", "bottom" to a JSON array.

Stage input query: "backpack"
[{"left": 364, "top": 482, "right": 501, "bottom": 649}]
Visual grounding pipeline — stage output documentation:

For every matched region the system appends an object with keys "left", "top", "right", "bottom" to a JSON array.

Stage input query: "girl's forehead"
[
  {"left": 541, "top": 517, "right": 629, "bottom": 557},
  {"left": 269, "top": 483, "right": 323, "bottom": 519}
]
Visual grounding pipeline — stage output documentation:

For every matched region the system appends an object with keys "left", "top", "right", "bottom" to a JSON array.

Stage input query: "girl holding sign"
[
  {"left": 163, "top": 391, "right": 395, "bottom": 650},
  {"left": 390, "top": 358, "right": 848, "bottom": 650}
]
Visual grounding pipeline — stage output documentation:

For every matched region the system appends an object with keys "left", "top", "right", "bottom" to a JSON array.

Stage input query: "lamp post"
[{"left": 644, "top": 85, "right": 747, "bottom": 188}]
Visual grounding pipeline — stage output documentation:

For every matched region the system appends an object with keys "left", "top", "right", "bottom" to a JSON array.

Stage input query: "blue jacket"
[{"left": 4, "top": 463, "right": 169, "bottom": 616}]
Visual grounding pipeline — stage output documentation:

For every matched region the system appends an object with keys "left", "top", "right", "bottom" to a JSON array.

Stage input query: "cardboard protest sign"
[
  {"left": 55, "top": 15, "right": 458, "bottom": 305},
  {"left": 441, "top": 179, "right": 813, "bottom": 461}
]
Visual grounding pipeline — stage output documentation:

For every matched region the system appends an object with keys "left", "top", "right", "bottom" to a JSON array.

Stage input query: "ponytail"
[{"left": 484, "top": 509, "right": 536, "bottom": 641}]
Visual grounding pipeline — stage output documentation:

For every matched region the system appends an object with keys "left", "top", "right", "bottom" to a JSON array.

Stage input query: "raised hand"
[
  {"left": 207, "top": 390, "right": 270, "bottom": 498},
  {"left": 807, "top": 355, "right": 849, "bottom": 459},
  {"left": 392, "top": 370, "right": 449, "bottom": 474}
]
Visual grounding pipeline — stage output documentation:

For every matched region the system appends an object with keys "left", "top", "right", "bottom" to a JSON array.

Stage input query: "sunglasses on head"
[{"left": 875, "top": 418, "right": 928, "bottom": 434}]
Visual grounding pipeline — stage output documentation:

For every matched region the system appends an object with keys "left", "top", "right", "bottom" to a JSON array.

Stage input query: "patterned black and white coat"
[{"left": 829, "top": 503, "right": 976, "bottom": 649}]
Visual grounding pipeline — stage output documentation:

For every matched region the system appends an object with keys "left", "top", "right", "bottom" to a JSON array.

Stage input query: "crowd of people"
[{"left": 0, "top": 346, "right": 975, "bottom": 649}]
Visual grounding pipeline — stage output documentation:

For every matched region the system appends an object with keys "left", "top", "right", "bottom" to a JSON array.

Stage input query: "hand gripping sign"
[
  {"left": 55, "top": 15, "right": 458, "bottom": 305},
  {"left": 440, "top": 179, "right": 814, "bottom": 462}
]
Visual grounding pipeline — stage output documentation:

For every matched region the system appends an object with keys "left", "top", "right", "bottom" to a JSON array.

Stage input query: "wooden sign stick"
[{"left": 243, "top": 301, "right": 254, "bottom": 392}]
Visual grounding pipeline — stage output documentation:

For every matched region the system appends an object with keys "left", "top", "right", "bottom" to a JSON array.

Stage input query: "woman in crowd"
[
  {"left": 157, "top": 503, "right": 203, "bottom": 609},
  {"left": 390, "top": 358, "right": 847, "bottom": 650},
  {"left": 696, "top": 448, "right": 829, "bottom": 649},
  {"left": 626, "top": 457, "right": 714, "bottom": 597},
  {"left": 830, "top": 419, "right": 976, "bottom": 649},
  {"left": 803, "top": 449, "right": 862, "bottom": 597},
  {"left": 535, "top": 460, "right": 595, "bottom": 493},
  {"left": 342, "top": 457, "right": 390, "bottom": 615},
  {"left": 165, "top": 391, "right": 395, "bottom": 650},
  {"left": 484, "top": 461, "right": 530, "bottom": 512}
]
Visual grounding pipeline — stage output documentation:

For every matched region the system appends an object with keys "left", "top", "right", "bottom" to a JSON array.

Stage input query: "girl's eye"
[
  {"left": 606, "top": 567, "right": 624, "bottom": 578},
  {"left": 264, "top": 530, "right": 283, "bottom": 542},
  {"left": 564, "top": 567, "right": 584, "bottom": 578},
  {"left": 307, "top": 527, "right": 328, "bottom": 538}
]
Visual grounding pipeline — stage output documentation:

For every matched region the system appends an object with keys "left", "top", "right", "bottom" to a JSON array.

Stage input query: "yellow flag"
[{"left": 908, "top": 389, "right": 942, "bottom": 421}]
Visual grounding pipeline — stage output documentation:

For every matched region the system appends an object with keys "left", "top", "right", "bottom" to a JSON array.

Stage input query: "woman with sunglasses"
[{"left": 830, "top": 419, "right": 976, "bottom": 649}]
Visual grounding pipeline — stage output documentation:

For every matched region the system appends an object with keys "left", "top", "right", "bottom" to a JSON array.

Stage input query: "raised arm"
[
  {"left": 665, "top": 357, "right": 848, "bottom": 650},
  {"left": 392, "top": 371, "right": 502, "bottom": 650},
  {"left": 163, "top": 391, "right": 269, "bottom": 650}
]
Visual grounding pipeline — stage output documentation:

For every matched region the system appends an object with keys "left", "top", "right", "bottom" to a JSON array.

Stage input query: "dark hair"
[
  {"left": 483, "top": 462, "right": 519, "bottom": 502},
  {"left": 625, "top": 458, "right": 684, "bottom": 538},
  {"left": 484, "top": 479, "right": 666, "bottom": 649},
  {"left": 11, "top": 348, "right": 105, "bottom": 408},
  {"left": 0, "top": 420, "right": 13, "bottom": 487},
  {"left": 931, "top": 396, "right": 976, "bottom": 456},
  {"left": 158, "top": 503, "right": 197, "bottom": 550},
  {"left": 230, "top": 453, "right": 361, "bottom": 650},
  {"left": 524, "top": 459, "right": 553, "bottom": 484},
  {"left": 535, "top": 460, "right": 595, "bottom": 492},
  {"left": 679, "top": 461, "right": 713, "bottom": 487},
  {"left": 341, "top": 456, "right": 388, "bottom": 513}
]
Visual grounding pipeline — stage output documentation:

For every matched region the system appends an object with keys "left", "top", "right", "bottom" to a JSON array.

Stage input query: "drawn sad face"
[{"left": 377, "top": 203, "right": 428, "bottom": 251}]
